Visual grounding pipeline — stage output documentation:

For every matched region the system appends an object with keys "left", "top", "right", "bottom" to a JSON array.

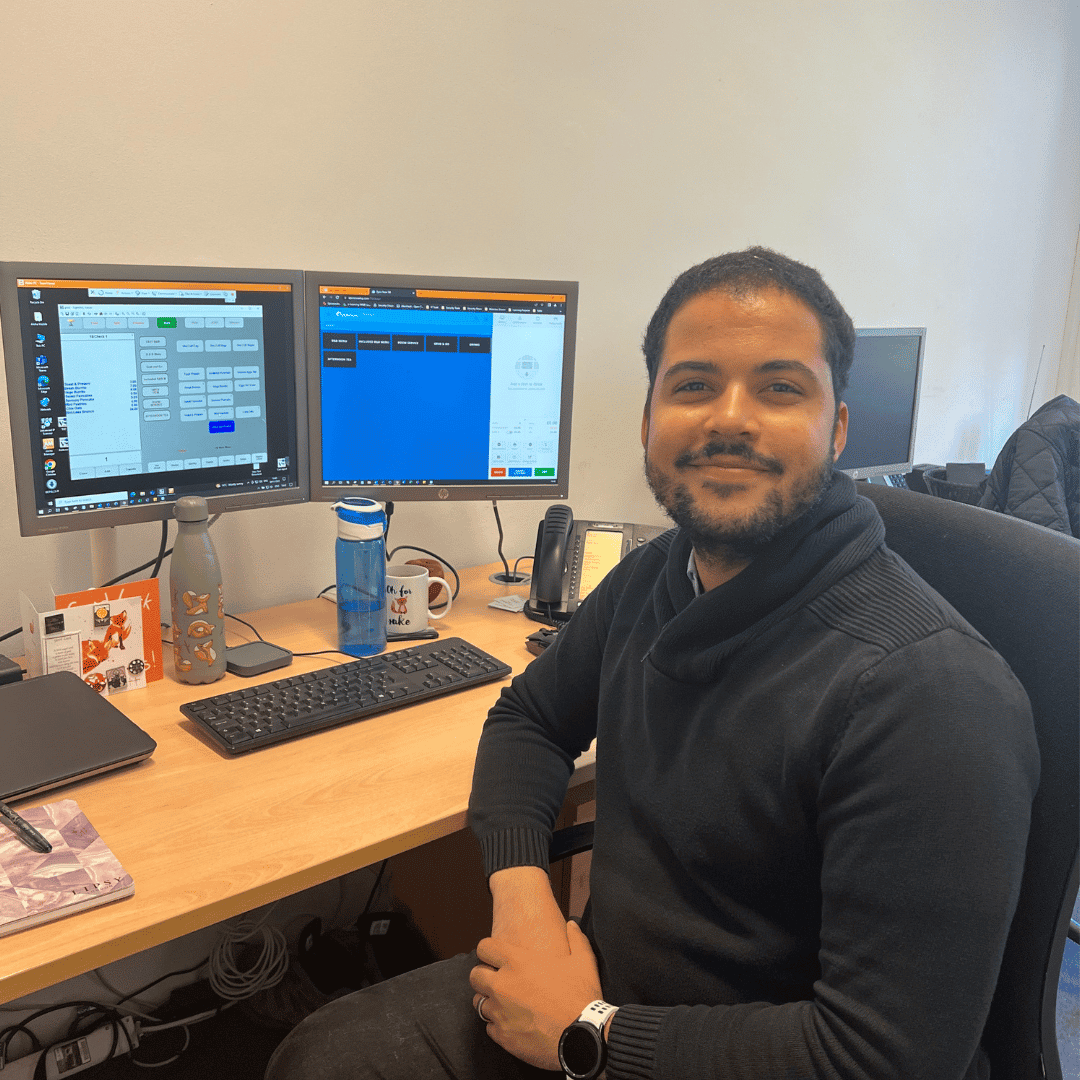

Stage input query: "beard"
[{"left": 645, "top": 438, "right": 835, "bottom": 564}]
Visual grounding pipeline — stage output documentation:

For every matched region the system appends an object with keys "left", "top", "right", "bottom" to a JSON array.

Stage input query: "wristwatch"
[{"left": 558, "top": 1000, "right": 619, "bottom": 1080}]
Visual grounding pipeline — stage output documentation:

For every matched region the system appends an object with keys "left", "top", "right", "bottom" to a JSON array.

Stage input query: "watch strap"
[
  {"left": 576, "top": 999, "right": 618, "bottom": 1032},
  {"left": 559, "top": 1000, "right": 619, "bottom": 1080}
]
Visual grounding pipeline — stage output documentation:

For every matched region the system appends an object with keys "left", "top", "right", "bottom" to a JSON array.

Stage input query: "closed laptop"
[{"left": 0, "top": 671, "right": 157, "bottom": 800}]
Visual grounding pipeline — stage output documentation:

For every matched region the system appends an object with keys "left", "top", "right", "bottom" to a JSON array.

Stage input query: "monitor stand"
[{"left": 89, "top": 527, "right": 121, "bottom": 590}]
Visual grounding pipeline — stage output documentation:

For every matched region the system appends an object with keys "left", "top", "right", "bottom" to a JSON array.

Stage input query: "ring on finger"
[{"left": 476, "top": 995, "right": 491, "bottom": 1023}]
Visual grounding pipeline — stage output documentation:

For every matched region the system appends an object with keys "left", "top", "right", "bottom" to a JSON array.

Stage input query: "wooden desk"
[{"left": 0, "top": 563, "right": 594, "bottom": 1004}]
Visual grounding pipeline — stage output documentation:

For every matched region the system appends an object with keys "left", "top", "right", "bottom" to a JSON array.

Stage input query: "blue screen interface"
[{"left": 317, "top": 284, "right": 568, "bottom": 489}]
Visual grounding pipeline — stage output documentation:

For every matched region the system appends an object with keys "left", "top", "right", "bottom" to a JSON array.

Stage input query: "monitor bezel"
[
  {"left": 305, "top": 271, "right": 577, "bottom": 503},
  {"left": 838, "top": 326, "right": 926, "bottom": 481},
  {"left": 0, "top": 261, "right": 309, "bottom": 537}
]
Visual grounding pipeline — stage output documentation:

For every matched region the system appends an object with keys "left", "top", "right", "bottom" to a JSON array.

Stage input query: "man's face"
[{"left": 641, "top": 287, "right": 848, "bottom": 560}]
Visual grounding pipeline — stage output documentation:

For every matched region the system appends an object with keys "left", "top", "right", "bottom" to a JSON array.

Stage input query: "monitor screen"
[
  {"left": 0, "top": 263, "right": 308, "bottom": 536},
  {"left": 836, "top": 327, "right": 926, "bottom": 480},
  {"left": 307, "top": 273, "right": 577, "bottom": 502}
]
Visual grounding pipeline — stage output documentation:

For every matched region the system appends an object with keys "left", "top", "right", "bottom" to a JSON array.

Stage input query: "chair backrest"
[{"left": 860, "top": 483, "right": 1079, "bottom": 1080}]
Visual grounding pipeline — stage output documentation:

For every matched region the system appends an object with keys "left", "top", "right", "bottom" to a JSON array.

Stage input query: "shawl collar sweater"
[{"left": 469, "top": 473, "right": 1037, "bottom": 1080}]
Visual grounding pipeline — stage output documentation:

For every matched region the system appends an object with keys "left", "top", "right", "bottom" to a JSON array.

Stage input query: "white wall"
[
  {"left": 0, "top": 0, "right": 1076, "bottom": 1031},
  {"left": 0, "top": 0, "right": 1077, "bottom": 630},
  {"left": 1058, "top": 227, "right": 1080, "bottom": 398}
]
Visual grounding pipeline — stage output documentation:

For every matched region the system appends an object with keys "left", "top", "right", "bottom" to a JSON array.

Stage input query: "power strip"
[{"left": 2, "top": 1017, "right": 139, "bottom": 1080}]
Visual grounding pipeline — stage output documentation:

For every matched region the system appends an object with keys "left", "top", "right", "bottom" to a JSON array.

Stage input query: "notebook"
[
  {"left": 0, "top": 671, "right": 157, "bottom": 801},
  {"left": 0, "top": 799, "right": 134, "bottom": 937}
]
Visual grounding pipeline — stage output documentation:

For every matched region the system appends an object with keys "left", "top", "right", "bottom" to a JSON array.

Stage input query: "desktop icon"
[
  {"left": 46, "top": 478, "right": 57, "bottom": 490},
  {"left": 31, "top": 289, "right": 41, "bottom": 300},
  {"left": 40, "top": 397, "right": 50, "bottom": 409},
  {"left": 35, "top": 333, "right": 46, "bottom": 345},
  {"left": 33, "top": 312, "right": 42, "bottom": 323},
  {"left": 42, "top": 438, "right": 54, "bottom": 451},
  {"left": 35, "top": 354, "right": 47, "bottom": 366},
  {"left": 40, "top": 417, "right": 52, "bottom": 430},
  {"left": 57, "top": 416, "right": 66, "bottom": 429},
  {"left": 44, "top": 459, "right": 56, "bottom": 473},
  {"left": 37, "top": 374, "right": 49, "bottom": 388},
  {"left": 59, "top": 436, "right": 68, "bottom": 448}
]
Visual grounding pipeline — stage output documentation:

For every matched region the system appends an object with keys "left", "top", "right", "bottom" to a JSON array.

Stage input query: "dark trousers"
[{"left": 264, "top": 953, "right": 563, "bottom": 1080}]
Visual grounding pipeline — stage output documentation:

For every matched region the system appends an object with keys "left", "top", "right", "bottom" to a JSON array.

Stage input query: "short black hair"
[{"left": 642, "top": 246, "right": 856, "bottom": 402}]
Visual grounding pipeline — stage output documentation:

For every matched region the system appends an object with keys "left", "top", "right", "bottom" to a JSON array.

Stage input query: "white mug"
[{"left": 385, "top": 563, "right": 452, "bottom": 635}]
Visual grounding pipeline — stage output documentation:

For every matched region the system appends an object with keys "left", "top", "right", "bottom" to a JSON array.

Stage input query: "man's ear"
[
  {"left": 641, "top": 385, "right": 654, "bottom": 449},
  {"left": 833, "top": 401, "right": 849, "bottom": 458}
]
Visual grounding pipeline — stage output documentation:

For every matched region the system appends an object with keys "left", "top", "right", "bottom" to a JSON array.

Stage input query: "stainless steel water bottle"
[{"left": 170, "top": 496, "right": 227, "bottom": 683}]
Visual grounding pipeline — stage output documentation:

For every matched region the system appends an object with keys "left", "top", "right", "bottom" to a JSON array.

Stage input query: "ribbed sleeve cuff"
[
  {"left": 606, "top": 1004, "right": 667, "bottom": 1080},
  {"left": 478, "top": 826, "right": 551, "bottom": 877}
]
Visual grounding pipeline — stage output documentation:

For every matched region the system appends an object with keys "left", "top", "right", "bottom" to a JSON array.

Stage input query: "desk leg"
[{"left": 391, "top": 830, "right": 492, "bottom": 960}]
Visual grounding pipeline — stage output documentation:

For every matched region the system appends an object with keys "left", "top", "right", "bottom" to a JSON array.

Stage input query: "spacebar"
[{"left": 280, "top": 698, "right": 383, "bottom": 728}]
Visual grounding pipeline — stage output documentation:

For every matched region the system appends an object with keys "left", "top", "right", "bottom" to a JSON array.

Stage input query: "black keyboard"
[{"left": 180, "top": 637, "right": 512, "bottom": 754}]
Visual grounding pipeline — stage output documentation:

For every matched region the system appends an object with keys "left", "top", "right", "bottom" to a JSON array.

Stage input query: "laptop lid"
[{"left": 0, "top": 671, "right": 157, "bottom": 800}]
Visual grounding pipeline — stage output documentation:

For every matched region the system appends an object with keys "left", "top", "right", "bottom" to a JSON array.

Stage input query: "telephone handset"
[{"left": 524, "top": 505, "right": 668, "bottom": 625}]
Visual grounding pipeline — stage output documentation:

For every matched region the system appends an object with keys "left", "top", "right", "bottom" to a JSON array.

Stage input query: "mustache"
[{"left": 673, "top": 440, "right": 784, "bottom": 475}]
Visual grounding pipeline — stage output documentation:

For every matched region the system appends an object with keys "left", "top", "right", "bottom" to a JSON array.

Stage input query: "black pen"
[{"left": 0, "top": 800, "right": 52, "bottom": 854}]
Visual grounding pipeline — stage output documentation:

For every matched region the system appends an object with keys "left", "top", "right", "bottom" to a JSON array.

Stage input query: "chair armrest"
[{"left": 549, "top": 821, "right": 595, "bottom": 863}]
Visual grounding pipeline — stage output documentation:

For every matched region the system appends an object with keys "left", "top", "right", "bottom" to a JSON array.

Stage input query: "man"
[{"left": 266, "top": 248, "right": 1038, "bottom": 1080}]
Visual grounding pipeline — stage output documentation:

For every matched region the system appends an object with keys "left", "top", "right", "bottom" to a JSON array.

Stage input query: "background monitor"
[
  {"left": 307, "top": 272, "right": 577, "bottom": 503},
  {"left": 1, "top": 263, "right": 308, "bottom": 537},
  {"left": 836, "top": 327, "right": 926, "bottom": 480}
]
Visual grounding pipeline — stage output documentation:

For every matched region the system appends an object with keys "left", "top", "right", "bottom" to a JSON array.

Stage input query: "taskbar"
[{"left": 39, "top": 479, "right": 297, "bottom": 515}]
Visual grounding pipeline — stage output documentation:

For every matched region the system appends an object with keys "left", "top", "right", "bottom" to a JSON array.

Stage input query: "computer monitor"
[
  {"left": 306, "top": 272, "right": 577, "bottom": 502},
  {"left": 836, "top": 327, "right": 926, "bottom": 480},
  {"left": 0, "top": 263, "right": 308, "bottom": 537}
]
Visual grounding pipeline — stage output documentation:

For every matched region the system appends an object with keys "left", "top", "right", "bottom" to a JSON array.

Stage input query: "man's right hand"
[{"left": 488, "top": 865, "right": 571, "bottom": 955}]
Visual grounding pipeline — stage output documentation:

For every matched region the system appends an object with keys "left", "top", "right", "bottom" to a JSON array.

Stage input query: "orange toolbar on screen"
[
  {"left": 416, "top": 289, "right": 565, "bottom": 302},
  {"left": 18, "top": 279, "right": 292, "bottom": 291}
]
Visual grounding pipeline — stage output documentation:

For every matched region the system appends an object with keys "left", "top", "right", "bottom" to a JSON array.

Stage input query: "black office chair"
[{"left": 549, "top": 484, "right": 1079, "bottom": 1080}]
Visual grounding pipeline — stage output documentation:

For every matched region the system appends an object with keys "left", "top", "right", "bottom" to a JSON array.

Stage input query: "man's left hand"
[{"left": 470, "top": 919, "right": 603, "bottom": 1070}]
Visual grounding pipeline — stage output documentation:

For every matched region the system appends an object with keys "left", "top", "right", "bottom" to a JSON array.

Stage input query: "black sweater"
[{"left": 468, "top": 473, "right": 1038, "bottom": 1080}]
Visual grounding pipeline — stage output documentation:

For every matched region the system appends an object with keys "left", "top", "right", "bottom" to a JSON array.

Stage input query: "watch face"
[{"left": 559, "top": 1023, "right": 601, "bottom": 1079}]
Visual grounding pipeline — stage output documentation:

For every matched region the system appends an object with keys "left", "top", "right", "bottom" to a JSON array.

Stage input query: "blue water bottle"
[{"left": 333, "top": 499, "right": 387, "bottom": 657}]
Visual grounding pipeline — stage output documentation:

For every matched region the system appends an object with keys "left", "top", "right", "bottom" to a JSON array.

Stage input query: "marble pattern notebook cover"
[{"left": 0, "top": 799, "right": 133, "bottom": 937}]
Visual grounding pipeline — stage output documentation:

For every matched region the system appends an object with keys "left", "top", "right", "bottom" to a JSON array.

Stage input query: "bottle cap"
[
  {"left": 175, "top": 496, "right": 209, "bottom": 522},
  {"left": 332, "top": 499, "right": 385, "bottom": 540}
]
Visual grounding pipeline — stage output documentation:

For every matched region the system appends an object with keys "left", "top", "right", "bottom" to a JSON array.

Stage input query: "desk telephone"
[{"left": 524, "top": 505, "right": 668, "bottom": 626}]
